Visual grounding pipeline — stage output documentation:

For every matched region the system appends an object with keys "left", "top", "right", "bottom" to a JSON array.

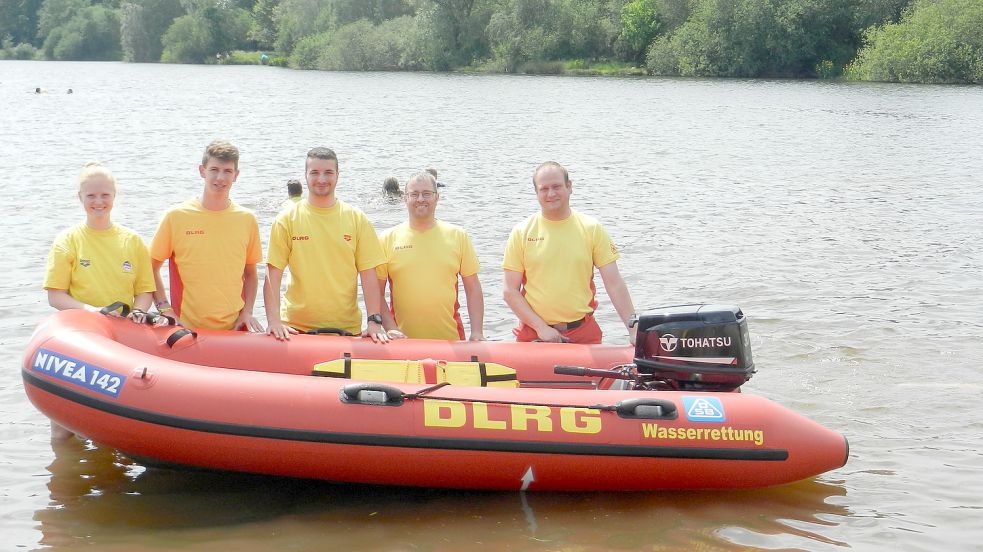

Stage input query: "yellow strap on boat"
[
  {"left": 438, "top": 361, "right": 519, "bottom": 388},
  {"left": 312, "top": 357, "right": 425, "bottom": 384},
  {"left": 312, "top": 356, "right": 518, "bottom": 387}
]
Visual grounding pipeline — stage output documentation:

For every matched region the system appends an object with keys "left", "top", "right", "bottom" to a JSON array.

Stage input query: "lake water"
[{"left": 2, "top": 60, "right": 982, "bottom": 551}]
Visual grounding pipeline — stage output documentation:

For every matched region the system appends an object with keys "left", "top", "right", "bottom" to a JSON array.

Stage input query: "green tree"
[
  {"left": 289, "top": 15, "right": 426, "bottom": 70},
  {"left": 419, "top": 0, "right": 492, "bottom": 68},
  {"left": 0, "top": 0, "right": 44, "bottom": 44},
  {"left": 37, "top": 0, "right": 89, "bottom": 40},
  {"left": 853, "top": 0, "right": 909, "bottom": 29},
  {"left": 846, "top": 0, "right": 983, "bottom": 83},
  {"left": 160, "top": 13, "right": 211, "bottom": 61},
  {"left": 619, "top": 0, "right": 661, "bottom": 61},
  {"left": 42, "top": 4, "right": 122, "bottom": 59},
  {"left": 120, "top": 0, "right": 184, "bottom": 61},
  {"left": 647, "top": 0, "right": 857, "bottom": 77},
  {"left": 329, "top": 0, "right": 414, "bottom": 26},
  {"left": 272, "top": 0, "right": 332, "bottom": 53},
  {"left": 485, "top": 0, "right": 619, "bottom": 70},
  {"left": 287, "top": 29, "right": 329, "bottom": 67},
  {"left": 201, "top": 3, "right": 252, "bottom": 53},
  {"left": 160, "top": 2, "right": 251, "bottom": 62},
  {"left": 248, "top": 0, "right": 277, "bottom": 49}
]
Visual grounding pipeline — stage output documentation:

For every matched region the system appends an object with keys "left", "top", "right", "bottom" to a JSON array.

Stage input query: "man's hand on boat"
[
  {"left": 234, "top": 312, "right": 264, "bottom": 333},
  {"left": 267, "top": 320, "right": 299, "bottom": 341},
  {"left": 362, "top": 320, "right": 392, "bottom": 344},
  {"left": 126, "top": 309, "right": 171, "bottom": 327},
  {"left": 385, "top": 329, "right": 407, "bottom": 340},
  {"left": 534, "top": 325, "right": 571, "bottom": 343}
]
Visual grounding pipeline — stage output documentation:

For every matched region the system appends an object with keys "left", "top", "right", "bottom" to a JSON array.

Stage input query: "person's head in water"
[
  {"left": 425, "top": 166, "right": 446, "bottom": 188},
  {"left": 383, "top": 176, "right": 401, "bottom": 198},
  {"left": 286, "top": 179, "right": 302, "bottom": 199}
]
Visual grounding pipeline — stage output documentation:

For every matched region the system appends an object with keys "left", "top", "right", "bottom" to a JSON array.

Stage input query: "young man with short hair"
[
  {"left": 264, "top": 147, "right": 389, "bottom": 343},
  {"left": 151, "top": 140, "right": 263, "bottom": 331}
]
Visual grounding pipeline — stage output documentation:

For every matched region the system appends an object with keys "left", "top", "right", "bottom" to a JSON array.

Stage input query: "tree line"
[{"left": 2, "top": 0, "right": 981, "bottom": 83}]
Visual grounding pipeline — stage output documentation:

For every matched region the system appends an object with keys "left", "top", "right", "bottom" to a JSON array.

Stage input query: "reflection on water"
[{"left": 37, "top": 438, "right": 850, "bottom": 551}]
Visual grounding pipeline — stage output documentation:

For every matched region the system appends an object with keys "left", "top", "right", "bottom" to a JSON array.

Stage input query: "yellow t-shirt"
[
  {"left": 502, "top": 210, "right": 619, "bottom": 325},
  {"left": 377, "top": 221, "right": 480, "bottom": 340},
  {"left": 267, "top": 200, "right": 385, "bottom": 335},
  {"left": 44, "top": 223, "right": 156, "bottom": 309},
  {"left": 150, "top": 198, "right": 262, "bottom": 330}
]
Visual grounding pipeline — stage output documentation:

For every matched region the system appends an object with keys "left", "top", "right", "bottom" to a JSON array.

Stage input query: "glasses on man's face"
[{"left": 407, "top": 191, "right": 435, "bottom": 200}]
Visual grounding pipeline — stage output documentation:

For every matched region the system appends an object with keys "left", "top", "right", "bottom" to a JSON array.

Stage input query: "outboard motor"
[{"left": 634, "top": 304, "right": 755, "bottom": 391}]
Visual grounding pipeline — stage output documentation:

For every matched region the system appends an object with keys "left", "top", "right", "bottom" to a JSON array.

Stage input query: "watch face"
[{"left": 368, "top": 314, "right": 383, "bottom": 324}]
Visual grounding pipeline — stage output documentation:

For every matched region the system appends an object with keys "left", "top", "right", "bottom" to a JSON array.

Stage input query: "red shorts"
[{"left": 513, "top": 314, "right": 602, "bottom": 344}]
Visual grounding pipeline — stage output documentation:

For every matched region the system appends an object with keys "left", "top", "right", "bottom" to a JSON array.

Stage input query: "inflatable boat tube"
[{"left": 22, "top": 310, "right": 848, "bottom": 491}]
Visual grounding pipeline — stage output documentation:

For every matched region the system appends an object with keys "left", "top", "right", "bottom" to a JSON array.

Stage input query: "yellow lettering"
[
  {"left": 472, "top": 402, "right": 507, "bottom": 430},
  {"left": 642, "top": 423, "right": 658, "bottom": 438},
  {"left": 511, "top": 405, "right": 553, "bottom": 432},
  {"left": 686, "top": 428, "right": 697, "bottom": 439},
  {"left": 753, "top": 430, "right": 764, "bottom": 446},
  {"left": 559, "top": 407, "right": 601, "bottom": 434},
  {"left": 424, "top": 399, "right": 466, "bottom": 428}
]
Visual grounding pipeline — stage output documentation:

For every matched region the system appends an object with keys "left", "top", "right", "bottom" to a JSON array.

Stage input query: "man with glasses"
[
  {"left": 263, "top": 147, "right": 389, "bottom": 343},
  {"left": 503, "top": 161, "right": 637, "bottom": 345},
  {"left": 376, "top": 171, "right": 485, "bottom": 341}
]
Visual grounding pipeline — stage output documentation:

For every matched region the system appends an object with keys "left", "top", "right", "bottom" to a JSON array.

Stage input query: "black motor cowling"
[{"left": 634, "top": 304, "right": 755, "bottom": 391}]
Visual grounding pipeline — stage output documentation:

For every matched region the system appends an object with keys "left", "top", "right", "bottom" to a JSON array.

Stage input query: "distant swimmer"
[
  {"left": 382, "top": 175, "right": 401, "bottom": 200},
  {"left": 279, "top": 179, "right": 303, "bottom": 211},
  {"left": 425, "top": 167, "right": 446, "bottom": 188},
  {"left": 286, "top": 178, "right": 302, "bottom": 202},
  {"left": 67, "top": 88, "right": 73, "bottom": 94}
]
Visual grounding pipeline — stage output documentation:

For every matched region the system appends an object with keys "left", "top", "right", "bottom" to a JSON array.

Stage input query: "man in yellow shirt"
[
  {"left": 377, "top": 172, "right": 484, "bottom": 341},
  {"left": 502, "top": 161, "right": 637, "bottom": 345},
  {"left": 264, "top": 147, "right": 389, "bottom": 342},
  {"left": 150, "top": 140, "right": 263, "bottom": 331}
]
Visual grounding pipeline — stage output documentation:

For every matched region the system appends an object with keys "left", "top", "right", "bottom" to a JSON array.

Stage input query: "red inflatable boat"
[{"left": 22, "top": 306, "right": 847, "bottom": 491}]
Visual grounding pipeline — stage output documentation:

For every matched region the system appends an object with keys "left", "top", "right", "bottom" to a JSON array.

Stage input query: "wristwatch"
[
  {"left": 367, "top": 313, "right": 383, "bottom": 325},
  {"left": 628, "top": 313, "right": 639, "bottom": 328}
]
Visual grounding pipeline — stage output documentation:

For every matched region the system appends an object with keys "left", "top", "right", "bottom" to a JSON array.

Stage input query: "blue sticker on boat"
[
  {"left": 682, "top": 396, "right": 725, "bottom": 422},
  {"left": 31, "top": 348, "right": 126, "bottom": 399}
]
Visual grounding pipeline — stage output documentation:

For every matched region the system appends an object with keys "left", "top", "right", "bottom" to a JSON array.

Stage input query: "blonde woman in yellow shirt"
[
  {"left": 44, "top": 162, "right": 157, "bottom": 316},
  {"left": 43, "top": 162, "right": 158, "bottom": 438}
]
